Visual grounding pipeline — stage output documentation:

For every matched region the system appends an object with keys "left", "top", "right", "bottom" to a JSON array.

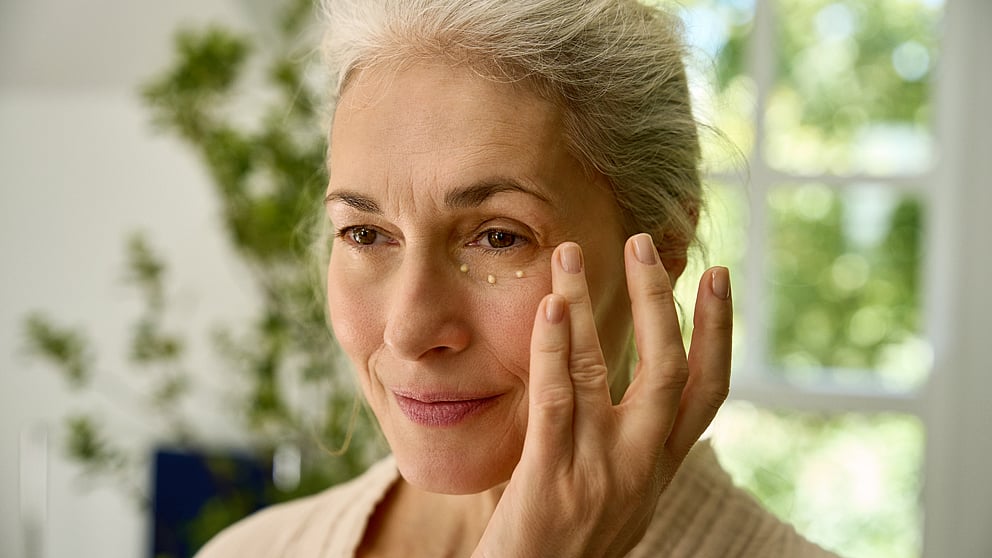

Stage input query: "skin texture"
[{"left": 324, "top": 61, "right": 734, "bottom": 557}]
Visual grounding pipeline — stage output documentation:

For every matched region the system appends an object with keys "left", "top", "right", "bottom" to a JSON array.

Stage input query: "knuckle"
[
  {"left": 536, "top": 341, "right": 569, "bottom": 361},
  {"left": 570, "top": 349, "right": 606, "bottom": 371},
  {"left": 700, "top": 382, "right": 730, "bottom": 412},
  {"left": 565, "top": 296, "right": 594, "bottom": 318},
  {"left": 531, "top": 384, "right": 573, "bottom": 414},
  {"left": 569, "top": 350, "right": 609, "bottom": 384},
  {"left": 640, "top": 278, "right": 676, "bottom": 308}
]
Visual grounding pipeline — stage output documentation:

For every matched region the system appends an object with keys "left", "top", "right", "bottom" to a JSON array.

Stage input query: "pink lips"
[{"left": 393, "top": 392, "right": 499, "bottom": 427}]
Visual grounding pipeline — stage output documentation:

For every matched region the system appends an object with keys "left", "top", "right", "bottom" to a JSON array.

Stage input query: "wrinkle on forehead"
[{"left": 328, "top": 62, "right": 571, "bottom": 221}]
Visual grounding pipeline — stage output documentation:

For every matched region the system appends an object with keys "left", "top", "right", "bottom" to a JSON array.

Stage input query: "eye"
[
  {"left": 337, "top": 225, "right": 389, "bottom": 248},
  {"left": 350, "top": 226, "right": 378, "bottom": 245},
  {"left": 472, "top": 228, "right": 528, "bottom": 253},
  {"left": 485, "top": 230, "right": 517, "bottom": 249}
]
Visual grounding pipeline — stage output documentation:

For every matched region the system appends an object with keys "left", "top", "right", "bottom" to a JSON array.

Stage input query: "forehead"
[
  {"left": 334, "top": 61, "right": 561, "bottom": 140},
  {"left": 327, "top": 61, "right": 576, "bottom": 200}
]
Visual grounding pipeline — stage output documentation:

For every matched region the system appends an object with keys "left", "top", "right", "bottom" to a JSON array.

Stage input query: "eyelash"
[{"left": 335, "top": 225, "right": 530, "bottom": 255}]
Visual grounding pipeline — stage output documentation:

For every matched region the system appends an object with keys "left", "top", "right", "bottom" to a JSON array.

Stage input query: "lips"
[{"left": 393, "top": 392, "right": 500, "bottom": 427}]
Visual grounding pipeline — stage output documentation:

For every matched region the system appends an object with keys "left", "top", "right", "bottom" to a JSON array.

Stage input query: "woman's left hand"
[{"left": 472, "top": 234, "right": 733, "bottom": 558}]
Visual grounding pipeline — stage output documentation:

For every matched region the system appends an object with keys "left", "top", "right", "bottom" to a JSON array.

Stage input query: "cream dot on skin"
[
  {"left": 515, "top": 270, "right": 524, "bottom": 278},
  {"left": 460, "top": 263, "right": 469, "bottom": 273},
  {"left": 487, "top": 274, "right": 496, "bottom": 285}
]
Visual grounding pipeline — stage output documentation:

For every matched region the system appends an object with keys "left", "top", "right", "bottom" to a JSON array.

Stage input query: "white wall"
[
  {"left": 923, "top": 0, "right": 992, "bottom": 556},
  {"left": 0, "top": 2, "right": 259, "bottom": 557}
]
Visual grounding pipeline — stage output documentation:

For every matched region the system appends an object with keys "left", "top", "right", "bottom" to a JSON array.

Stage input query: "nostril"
[{"left": 384, "top": 323, "right": 470, "bottom": 360}]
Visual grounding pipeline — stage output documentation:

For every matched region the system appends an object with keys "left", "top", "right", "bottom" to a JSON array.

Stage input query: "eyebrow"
[
  {"left": 323, "top": 191, "right": 382, "bottom": 214},
  {"left": 324, "top": 178, "right": 550, "bottom": 213},
  {"left": 444, "top": 179, "right": 550, "bottom": 209}
]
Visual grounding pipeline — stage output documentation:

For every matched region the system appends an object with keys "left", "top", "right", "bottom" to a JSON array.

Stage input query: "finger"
[
  {"left": 620, "top": 233, "right": 690, "bottom": 441},
  {"left": 667, "top": 266, "right": 733, "bottom": 457},
  {"left": 551, "top": 242, "right": 612, "bottom": 406},
  {"left": 524, "top": 293, "right": 575, "bottom": 465}
]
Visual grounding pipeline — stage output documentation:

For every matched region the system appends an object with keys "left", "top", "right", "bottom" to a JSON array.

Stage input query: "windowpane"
[
  {"left": 677, "top": 183, "right": 749, "bottom": 367},
  {"left": 766, "top": 0, "right": 943, "bottom": 175},
  {"left": 765, "top": 184, "right": 928, "bottom": 389},
  {"left": 710, "top": 402, "right": 924, "bottom": 558}
]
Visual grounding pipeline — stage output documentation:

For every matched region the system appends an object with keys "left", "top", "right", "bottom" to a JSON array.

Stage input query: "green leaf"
[{"left": 23, "top": 314, "right": 93, "bottom": 388}]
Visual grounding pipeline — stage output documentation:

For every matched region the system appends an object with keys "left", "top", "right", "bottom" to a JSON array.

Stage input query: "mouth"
[{"left": 392, "top": 391, "right": 501, "bottom": 427}]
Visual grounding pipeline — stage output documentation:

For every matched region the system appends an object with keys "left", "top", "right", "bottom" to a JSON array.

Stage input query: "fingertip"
[
  {"left": 710, "top": 267, "right": 731, "bottom": 300},
  {"left": 693, "top": 267, "right": 734, "bottom": 331},
  {"left": 625, "top": 234, "right": 671, "bottom": 279},
  {"left": 556, "top": 242, "right": 583, "bottom": 274},
  {"left": 630, "top": 233, "right": 659, "bottom": 266},
  {"left": 545, "top": 293, "right": 566, "bottom": 324}
]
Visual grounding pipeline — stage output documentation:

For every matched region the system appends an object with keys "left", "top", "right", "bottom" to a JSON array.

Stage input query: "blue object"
[{"left": 150, "top": 446, "right": 272, "bottom": 558}]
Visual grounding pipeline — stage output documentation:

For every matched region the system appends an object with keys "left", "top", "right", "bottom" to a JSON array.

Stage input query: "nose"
[{"left": 382, "top": 254, "right": 471, "bottom": 361}]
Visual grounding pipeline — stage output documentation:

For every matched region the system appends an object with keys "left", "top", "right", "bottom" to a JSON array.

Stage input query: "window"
[{"left": 664, "top": 0, "right": 952, "bottom": 555}]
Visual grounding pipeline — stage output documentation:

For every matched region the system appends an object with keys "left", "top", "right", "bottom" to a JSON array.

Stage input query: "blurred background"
[{"left": 1, "top": 0, "right": 989, "bottom": 557}]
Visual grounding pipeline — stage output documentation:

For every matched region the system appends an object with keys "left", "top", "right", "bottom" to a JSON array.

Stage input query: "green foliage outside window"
[
  {"left": 768, "top": 185, "right": 926, "bottom": 387},
  {"left": 768, "top": 0, "right": 942, "bottom": 174}
]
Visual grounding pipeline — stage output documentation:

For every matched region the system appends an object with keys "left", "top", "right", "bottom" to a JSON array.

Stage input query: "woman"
[{"left": 199, "top": 0, "right": 838, "bottom": 556}]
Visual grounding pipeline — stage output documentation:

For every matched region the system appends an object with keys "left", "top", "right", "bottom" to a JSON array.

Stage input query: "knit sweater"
[{"left": 195, "top": 441, "right": 840, "bottom": 557}]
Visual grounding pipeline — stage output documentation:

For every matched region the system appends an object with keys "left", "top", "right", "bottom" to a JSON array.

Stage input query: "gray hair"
[{"left": 319, "top": 0, "right": 702, "bottom": 258}]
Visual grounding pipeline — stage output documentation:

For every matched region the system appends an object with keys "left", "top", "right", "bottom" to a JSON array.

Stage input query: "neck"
[{"left": 360, "top": 477, "right": 505, "bottom": 558}]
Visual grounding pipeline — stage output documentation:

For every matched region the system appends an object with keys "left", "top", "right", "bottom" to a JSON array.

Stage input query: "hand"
[{"left": 473, "top": 234, "right": 733, "bottom": 558}]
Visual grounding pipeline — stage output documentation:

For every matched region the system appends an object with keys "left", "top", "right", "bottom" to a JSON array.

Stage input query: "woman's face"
[{"left": 325, "top": 62, "right": 630, "bottom": 494}]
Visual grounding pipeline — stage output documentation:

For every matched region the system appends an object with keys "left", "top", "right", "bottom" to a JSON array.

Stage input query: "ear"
[
  {"left": 660, "top": 251, "right": 688, "bottom": 286},
  {"left": 657, "top": 205, "right": 699, "bottom": 287}
]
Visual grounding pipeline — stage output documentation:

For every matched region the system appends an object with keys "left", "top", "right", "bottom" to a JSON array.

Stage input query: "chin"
[{"left": 393, "top": 444, "right": 519, "bottom": 495}]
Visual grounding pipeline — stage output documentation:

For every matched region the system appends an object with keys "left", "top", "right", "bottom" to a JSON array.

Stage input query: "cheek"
[
  {"left": 474, "top": 277, "right": 550, "bottom": 383},
  {"left": 326, "top": 259, "right": 382, "bottom": 366}
]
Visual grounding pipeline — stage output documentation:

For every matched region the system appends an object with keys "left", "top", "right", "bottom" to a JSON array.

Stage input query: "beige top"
[{"left": 196, "top": 441, "right": 840, "bottom": 557}]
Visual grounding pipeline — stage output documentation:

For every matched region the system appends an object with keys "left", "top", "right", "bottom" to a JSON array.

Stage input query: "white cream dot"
[
  {"left": 459, "top": 263, "right": 469, "bottom": 273},
  {"left": 487, "top": 274, "right": 496, "bottom": 284},
  {"left": 515, "top": 270, "right": 524, "bottom": 278}
]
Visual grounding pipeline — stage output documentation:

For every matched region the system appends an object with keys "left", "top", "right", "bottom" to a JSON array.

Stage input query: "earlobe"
[
  {"left": 660, "top": 255, "right": 687, "bottom": 286},
  {"left": 656, "top": 232, "right": 690, "bottom": 287},
  {"left": 657, "top": 202, "right": 698, "bottom": 288}
]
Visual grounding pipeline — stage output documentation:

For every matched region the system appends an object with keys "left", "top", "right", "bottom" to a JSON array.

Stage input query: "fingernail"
[
  {"left": 711, "top": 267, "right": 731, "bottom": 300},
  {"left": 545, "top": 295, "right": 565, "bottom": 324},
  {"left": 559, "top": 243, "right": 582, "bottom": 274},
  {"left": 632, "top": 233, "right": 658, "bottom": 265}
]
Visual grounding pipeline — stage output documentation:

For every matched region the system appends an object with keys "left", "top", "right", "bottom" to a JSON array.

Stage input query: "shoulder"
[
  {"left": 633, "top": 440, "right": 842, "bottom": 558},
  {"left": 194, "top": 455, "right": 399, "bottom": 558}
]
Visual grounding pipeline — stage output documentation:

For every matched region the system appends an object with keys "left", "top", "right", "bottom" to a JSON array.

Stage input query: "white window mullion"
[
  {"left": 762, "top": 171, "right": 931, "bottom": 190},
  {"left": 739, "top": 0, "right": 776, "bottom": 387},
  {"left": 730, "top": 375, "right": 924, "bottom": 415}
]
